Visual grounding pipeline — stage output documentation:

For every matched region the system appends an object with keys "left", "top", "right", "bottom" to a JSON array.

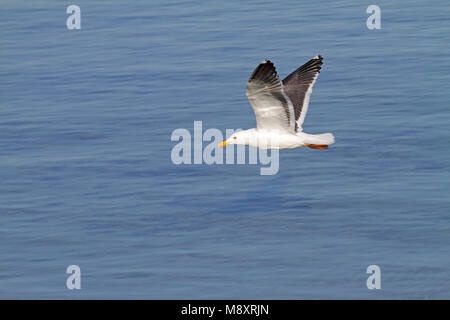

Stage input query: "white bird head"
[{"left": 218, "top": 130, "right": 252, "bottom": 148}]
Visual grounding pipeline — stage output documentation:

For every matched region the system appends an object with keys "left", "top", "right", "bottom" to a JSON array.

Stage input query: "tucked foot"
[{"left": 304, "top": 144, "right": 328, "bottom": 149}]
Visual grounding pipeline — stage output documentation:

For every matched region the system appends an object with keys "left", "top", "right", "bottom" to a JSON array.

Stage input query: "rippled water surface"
[{"left": 1, "top": 0, "right": 449, "bottom": 298}]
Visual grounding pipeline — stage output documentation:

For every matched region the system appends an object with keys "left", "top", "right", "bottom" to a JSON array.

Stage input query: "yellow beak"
[{"left": 218, "top": 141, "right": 227, "bottom": 148}]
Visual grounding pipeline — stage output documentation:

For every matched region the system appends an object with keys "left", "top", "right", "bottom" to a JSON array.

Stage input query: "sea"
[{"left": 0, "top": 0, "right": 449, "bottom": 298}]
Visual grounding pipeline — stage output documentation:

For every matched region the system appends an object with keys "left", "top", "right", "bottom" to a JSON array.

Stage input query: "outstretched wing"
[
  {"left": 246, "top": 59, "right": 295, "bottom": 132},
  {"left": 282, "top": 55, "right": 323, "bottom": 132}
]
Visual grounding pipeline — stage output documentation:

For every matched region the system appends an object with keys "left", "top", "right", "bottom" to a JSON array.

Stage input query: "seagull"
[{"left": 218, "top": 56, "right": 334, "bottom": 150}]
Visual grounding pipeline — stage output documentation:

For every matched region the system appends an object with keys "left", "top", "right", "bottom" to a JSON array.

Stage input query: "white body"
[{"left": 231, "top": 129, "right": 335, "bottom": 150}]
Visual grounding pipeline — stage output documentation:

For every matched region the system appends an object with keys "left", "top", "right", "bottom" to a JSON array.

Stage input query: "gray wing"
[
  {"left": 282, "top": 55, "right": 323, "bottom": 132},
  {"left": 246, "top": 59, "right": 295, "bottom": 132}
]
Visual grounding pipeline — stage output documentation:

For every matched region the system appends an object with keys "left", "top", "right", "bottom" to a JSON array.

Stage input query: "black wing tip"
[
  {"left": 248, "top": 58, "right": 278, "bottom": 82},
  {"left": 311, "top": 55, "right": 324, "bottom": 72}
]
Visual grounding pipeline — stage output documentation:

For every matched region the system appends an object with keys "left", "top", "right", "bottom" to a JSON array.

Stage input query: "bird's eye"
[{"left": 233, "top": 136, "right": 237, "bottom": 140}]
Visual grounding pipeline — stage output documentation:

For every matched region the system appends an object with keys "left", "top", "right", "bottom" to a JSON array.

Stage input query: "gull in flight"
[{"left": 219, "top": 56, "right": 334, "bottom": 149}]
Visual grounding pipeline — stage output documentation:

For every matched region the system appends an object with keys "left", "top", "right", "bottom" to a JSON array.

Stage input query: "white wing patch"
[{"left": 296, "top": 72, "right": 319, "bottom": 131}]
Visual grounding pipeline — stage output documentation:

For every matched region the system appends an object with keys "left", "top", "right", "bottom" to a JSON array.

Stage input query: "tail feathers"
[{"left": 304, "top": 133, "right": 335, "bottom": 146}]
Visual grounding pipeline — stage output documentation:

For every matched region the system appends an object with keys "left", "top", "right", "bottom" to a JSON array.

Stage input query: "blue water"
[{"left": 1, "top": 0, "right": 449, "bottom": 299}]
